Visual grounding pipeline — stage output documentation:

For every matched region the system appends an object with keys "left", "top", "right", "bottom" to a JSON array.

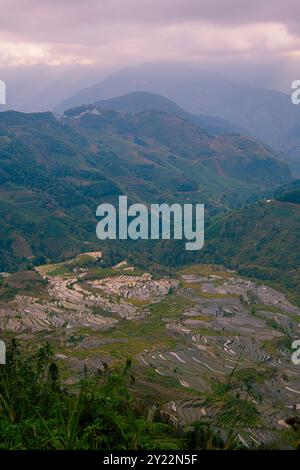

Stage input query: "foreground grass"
[
  {"left": 1, "top": 340, "right": 300, "bottom": 450},
  {"left": 0, "top": 341, "right": 184, "bottom": 450}
]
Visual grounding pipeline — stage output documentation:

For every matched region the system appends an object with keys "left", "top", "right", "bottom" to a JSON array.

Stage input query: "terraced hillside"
[{"left": 1, "top": 257, "right": 300, "bottom": 448}]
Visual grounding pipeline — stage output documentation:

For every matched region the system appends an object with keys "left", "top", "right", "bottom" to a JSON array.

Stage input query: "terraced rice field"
[{"left": 1, "top": 260, "right": 300, "bottom": 447}]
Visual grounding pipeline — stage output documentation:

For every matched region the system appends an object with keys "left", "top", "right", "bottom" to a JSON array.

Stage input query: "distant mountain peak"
[
  {"left": 62, "top": 90, "right": 245, "bottom": 137},
  {"left": 54, "top": 62, "right": 300, "bottom": 172}
]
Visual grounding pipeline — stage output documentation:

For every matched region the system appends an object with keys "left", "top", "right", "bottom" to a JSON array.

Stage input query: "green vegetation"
[
  {"left": 0, "top": 108, "right": 298, "bottom": 308},
  {"left": 47, "top": 265, "right": 73, "bottom": 276},
  {"left": 274, "top": 179, "right": 300, "bottom": 204},
  {"left": 0, "top": 108, "right": 291, "bottom": 272},
  {"left": 0, "top": 271, "right": 47, "bottom": 301},
  {"left": 1, "top": 101, "right": 300, "bottom": 452},
  {"left": 86, "top": 293, "right": 194, "bottom": 360},
  {"left": 0, "top": 341, "right": 185, "bottom": 450},
  {"left": 0, "top": 340, "right": 267, "bottom": 450},
  {"left": 202, "top": 199, "right": 300, "bottom": 305}
]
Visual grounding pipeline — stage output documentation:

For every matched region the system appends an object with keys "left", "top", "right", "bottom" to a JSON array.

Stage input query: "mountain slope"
[
  {"left": 273, "top": 179, "right": 300, "bottom": 203},
  {"left": 92, "top": 91, "right": 245, "bottom": 135},
  {"left": 0, "top": 108, "right": 291, "bottom": 271},
  {"left": 55, "top": 62, "right": 300, "bottom": 164},
  {"left": 66, "top": 106, "right": 291, "bottom": 192},
  {"left": 203, "top": 191, "right": 300, "bottom": 303}
]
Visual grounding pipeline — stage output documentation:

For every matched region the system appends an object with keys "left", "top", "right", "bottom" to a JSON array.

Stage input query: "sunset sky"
[{"left": 1, "top": 0, "right": 300, "bottom": 109}]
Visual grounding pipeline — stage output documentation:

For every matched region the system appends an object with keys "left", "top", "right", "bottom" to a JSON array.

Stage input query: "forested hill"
[{"left": 0, "top": 107, "right": 292, "bottom": 271}]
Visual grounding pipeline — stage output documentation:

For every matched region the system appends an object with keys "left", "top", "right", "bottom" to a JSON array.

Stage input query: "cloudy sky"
[{"left": 1, "top": 0, "right": 300, "bottom": 109}]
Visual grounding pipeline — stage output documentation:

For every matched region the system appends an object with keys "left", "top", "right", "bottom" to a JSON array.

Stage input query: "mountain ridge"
[
  {"left": 0, "top": 106, "right": 291, "bottom": 271},
  {"left": 54, "top": 62, "right": 300, "bottom": 172},
  {"left": 91, "top": 91, "right": 246, "bottom": 136}
]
